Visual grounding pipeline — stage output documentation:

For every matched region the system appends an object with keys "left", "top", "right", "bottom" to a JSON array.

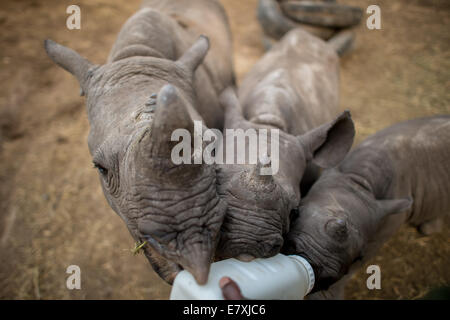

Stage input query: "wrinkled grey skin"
[
  {"left": 285, "top": 115, "right": 450, "bottom": 299},
  {"left": 215, "top": 29, "right": 355, "bottom": 260},
  {"left": 44, "top": 0, "right": 234, "bottom": 284}
]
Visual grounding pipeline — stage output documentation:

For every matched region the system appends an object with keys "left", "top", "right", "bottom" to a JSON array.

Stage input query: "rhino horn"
[
  {"left": 150, "top": 84, "right": 195, "bottom": 157},
  {"left": 181, "top": 242, "right": 212, "bottom": 285}
]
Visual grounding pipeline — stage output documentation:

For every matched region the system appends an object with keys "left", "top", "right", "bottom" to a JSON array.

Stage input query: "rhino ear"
[
  {"left": 151, "top": 84, "right": 195, "bottom": 157},
  {"left": 44, "top": 39, "right": 94, "bottom": 95},
  {"left": 297, "top": 110, "right": 355, "bottom": 168},
  {"left": 219, "top": 87, "right": 246, "bottom": 129},
  {"left": 376, "top": 198, "right": 413, "bottom": 218},
  {"left": 177, "top": 35, "right": 210, "bottom": 73}
]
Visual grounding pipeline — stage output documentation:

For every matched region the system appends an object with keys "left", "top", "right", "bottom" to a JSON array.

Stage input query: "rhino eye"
[{"left": 94, "top": 163, "right": 108, "bottom": 176}]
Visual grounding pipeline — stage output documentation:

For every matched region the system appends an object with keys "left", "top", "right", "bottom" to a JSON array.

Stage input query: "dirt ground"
[{"left": 0, "top": 0, "right": 449, "bottom": 299}]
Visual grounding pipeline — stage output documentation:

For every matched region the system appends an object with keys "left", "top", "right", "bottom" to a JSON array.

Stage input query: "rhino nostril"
[{"left": 263, "top": 237, "right": 283, "bottom": 257}]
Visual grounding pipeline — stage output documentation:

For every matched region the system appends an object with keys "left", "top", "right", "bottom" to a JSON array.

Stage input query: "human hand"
[{"left": 220, "top": 277, "right": 246, "bottom": 300}]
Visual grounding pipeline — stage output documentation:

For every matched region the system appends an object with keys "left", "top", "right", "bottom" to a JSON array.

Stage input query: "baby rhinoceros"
[
  {"left": 44, "top": 0, "right": 235, "bottom": 284},
  {"left": 285, "top": 115, "right": 450, "bottom": 299},
  {"left": 216, "top": 29, "right": 355, "bottom": 261}
]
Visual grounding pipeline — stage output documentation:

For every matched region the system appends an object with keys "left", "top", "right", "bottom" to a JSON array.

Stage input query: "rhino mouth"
[
  {"left": 283, "top": 229, "right": 347, "bottom": 292},
  {"left": 216, "top": 189, "right": 285, "bottom": 260},
  {"left": 216, "top": 238, "right": 283, "bottom": 261},
  {"left": 140, "top": 233, "right": 214, "bottom": 285},
  {"left": 216, "top": 214, "right": 284, "bottom": 260}
]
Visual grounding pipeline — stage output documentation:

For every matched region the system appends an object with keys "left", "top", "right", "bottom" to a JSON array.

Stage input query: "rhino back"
[
  {"left": 341, "top": 115, "right": 450, "bottom": 225},
  {"left": 238, "top": 28, "right": 340, "bottom": 135},
  {"left": 107, "top": 1, "right": 234, "bottom": 129},
  {"left": 141, "top": 0, "right": 234, "bottom": 93}
]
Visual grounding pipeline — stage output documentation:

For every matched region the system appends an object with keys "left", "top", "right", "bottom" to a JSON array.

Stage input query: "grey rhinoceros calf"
[
  {"left": 215, "top": 29, "right": 355, "bottom": 260},
  {"left": 284, "top": 115, "right": 450, "bottom": 299},
  {"left": 44, "top": 0, "right": 234, "bottom": 284}
]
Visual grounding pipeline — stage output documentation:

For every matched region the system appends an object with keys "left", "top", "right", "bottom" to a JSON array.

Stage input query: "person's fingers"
[{"left": 220, "top": 277, "right": 245, "bottom": 300}]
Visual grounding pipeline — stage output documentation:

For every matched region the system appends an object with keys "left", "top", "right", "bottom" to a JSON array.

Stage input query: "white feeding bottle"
[{"left": 170, "top": 253, "right": 315, "bottom": 300}]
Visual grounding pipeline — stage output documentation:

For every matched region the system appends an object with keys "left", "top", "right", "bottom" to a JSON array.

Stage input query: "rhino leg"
[{"left": 418, "top": 218, "right": 443, "bottom": 236}]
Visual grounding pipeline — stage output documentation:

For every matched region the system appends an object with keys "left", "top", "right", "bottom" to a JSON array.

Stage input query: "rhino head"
[
  {"left": 215, "top": 88, "right": 355, "bottom": 260},
  {"left": 284, "top": 169, "right": 413, "bottom": 291},
  {"left": 44, "top": 36, "right": 226, "bottom": 284}
]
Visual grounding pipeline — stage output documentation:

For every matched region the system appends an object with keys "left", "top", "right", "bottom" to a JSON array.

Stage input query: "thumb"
[{"left": 220, "top": 277, "right": 246, "bottom": 300}]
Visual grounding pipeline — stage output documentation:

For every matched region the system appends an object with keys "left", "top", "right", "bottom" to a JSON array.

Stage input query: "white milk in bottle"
[{"left": 170, "top": 254, "right": 315, "bottom": 300}]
